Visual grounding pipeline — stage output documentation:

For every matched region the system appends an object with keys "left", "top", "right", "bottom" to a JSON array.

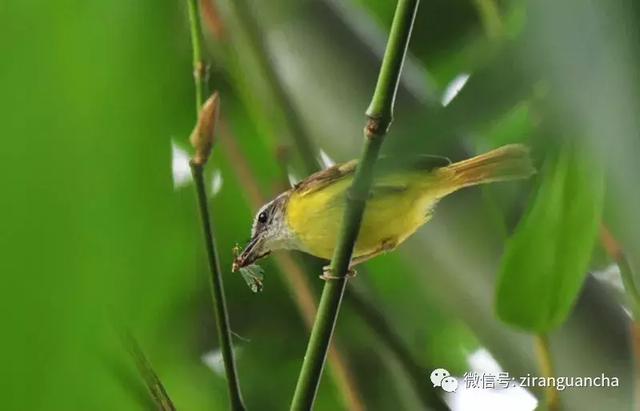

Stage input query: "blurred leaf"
[
  {"left": 495, "top": 144, "right": 604, "bottom": 332},
  {"left": 481, "top": 101, "right": 533, "bottom": 147},
  {"left": 123, "top": 331, "right": 176, "bottom": 411}
]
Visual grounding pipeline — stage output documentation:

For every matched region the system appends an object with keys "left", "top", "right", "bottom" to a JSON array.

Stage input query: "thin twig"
[
  {"left": 185, "top": 1, "right": 246, "bottom": 409},
  {"left": 290, "top": 1, "right": 421, "bottom": 409},
  {"left": 534, "top": 334, "right": 560, "bottom": 411},
  {"left": 190, "top": 162, "right": 246, "bottom": 411}
]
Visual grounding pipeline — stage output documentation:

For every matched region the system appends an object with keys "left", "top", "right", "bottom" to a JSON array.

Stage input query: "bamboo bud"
[{"left": 190, "top": 92, "right": 220, "bottom": 166}]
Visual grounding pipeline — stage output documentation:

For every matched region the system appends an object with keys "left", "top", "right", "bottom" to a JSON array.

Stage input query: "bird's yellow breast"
[{"left": 285, "top": 172, "right": 442, "bottom": 260}]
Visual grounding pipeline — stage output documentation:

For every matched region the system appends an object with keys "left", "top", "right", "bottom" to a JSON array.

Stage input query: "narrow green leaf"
[{"left": 495, "top": 145, "right": 604, "bottom": 332}]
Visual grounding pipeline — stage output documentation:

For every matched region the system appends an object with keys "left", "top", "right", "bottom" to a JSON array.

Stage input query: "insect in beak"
[{"left": 232, "top": 236, "right": 270, "bottom": 272}]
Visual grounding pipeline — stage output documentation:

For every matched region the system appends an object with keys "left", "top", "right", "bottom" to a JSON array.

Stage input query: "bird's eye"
[{"left": 258, "top": 212, "right": 267, "bottom": 223}]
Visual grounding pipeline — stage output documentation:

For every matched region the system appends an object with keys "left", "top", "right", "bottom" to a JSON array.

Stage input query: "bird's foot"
[{"left": 319, "top": 265, "right": 358, "bottom": 281}]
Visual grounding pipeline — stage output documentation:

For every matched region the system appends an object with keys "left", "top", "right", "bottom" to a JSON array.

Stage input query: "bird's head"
[{"left": 232, "top": 193, "right": 292, "bottom": 271}]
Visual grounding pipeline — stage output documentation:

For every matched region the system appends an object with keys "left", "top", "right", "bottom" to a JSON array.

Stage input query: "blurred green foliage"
[
  {"left": 496, "top": 145, "right": 605, "bottom": 332},
  {"left": 2, "top": 0, "right": 638, "bottom": 410}
]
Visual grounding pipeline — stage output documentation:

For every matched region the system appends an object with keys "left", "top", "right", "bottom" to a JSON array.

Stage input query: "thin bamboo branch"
[
  {"left": 219, "top": 123, "right": 365, "bottom": 411},
  {"left": 191, "top": 162, "right": 246, "bottom": 411},
  {"left": 290, "top": 2, "right": 421, "bottom": 409},
  {"left": 186, "top": 0, "right": 207, "bottom": 108},
  {"left": 534, "top": 334, "right": 560, "bottom": 411},
  {"left": 185, "top": 1, "right": 245, "bottom": 409}
]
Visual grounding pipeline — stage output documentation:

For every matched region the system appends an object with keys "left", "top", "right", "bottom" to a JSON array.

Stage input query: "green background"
[{"left": 2, "top": 0, "right": 638, "bottom": 410}]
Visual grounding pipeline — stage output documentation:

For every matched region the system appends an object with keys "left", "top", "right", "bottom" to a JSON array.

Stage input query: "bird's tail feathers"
[{"left": 439, "top": 144, "right": 535, "bottom": 194}]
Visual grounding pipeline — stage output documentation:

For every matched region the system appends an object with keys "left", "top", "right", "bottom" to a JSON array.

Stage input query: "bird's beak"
[{"left": 232, "top": 234, "right": 271, "bottom": 272}]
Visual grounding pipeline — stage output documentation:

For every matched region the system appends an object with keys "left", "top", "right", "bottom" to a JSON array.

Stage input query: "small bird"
[{"left": 232, "top": 144, "right": 534, "bottom": 279}]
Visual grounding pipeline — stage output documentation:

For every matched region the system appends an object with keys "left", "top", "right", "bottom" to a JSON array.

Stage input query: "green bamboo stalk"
[
  {"left": 186, "top": 0, "right": 207, "bottom": 107},
  {"left": 191, "top": 161, "right": 246, "bottom": 411},
  {"left": 290, "top": 1, "right": 421, "bottom": 409},
  {"left": 185, "top": 1, "right": 245, "bottom": 410}
]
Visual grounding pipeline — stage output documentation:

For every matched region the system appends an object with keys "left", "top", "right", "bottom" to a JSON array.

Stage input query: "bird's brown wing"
[
  {"left": 293, "top": 160, "right": 358, "bottom": 196},
  {"left": 293, "top": 155, "right": 451, "bottom": 197}
]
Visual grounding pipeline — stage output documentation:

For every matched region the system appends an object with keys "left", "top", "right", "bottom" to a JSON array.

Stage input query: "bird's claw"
[{"left": 319, "top": 266, "right": 358, "bottom": 281}]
